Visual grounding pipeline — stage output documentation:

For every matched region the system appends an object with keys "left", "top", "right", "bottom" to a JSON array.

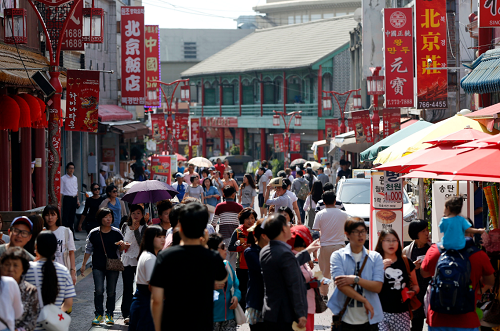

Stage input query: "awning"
[
  {"left": 461, "top": 49, "right": 500, "bottom": 94},
  {"left": 99, "top": 105, "right": 133, "bottom": 122},
  {"left": 334, "top": 131, "right": 373, "bottom": 153},
  {"left": 401, "top": 119, "right": 418, "bottom": 129},
  {"left": 465, "top": 103, "right": 500, "bottom": 132},
  {"left": 103, "top": 120, "right": 149, "bottom": 139},
  {"left": 311, "top": 140, "right": 329, "bottom": 149}
]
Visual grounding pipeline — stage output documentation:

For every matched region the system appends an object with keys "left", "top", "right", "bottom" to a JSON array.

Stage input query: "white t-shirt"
[
  {"left": 258, "top": 171, "right": 271, "bottom": 193},
  {"left": 312, "top": 207, "right": 348, "bottom": 246},
  {"left": 0, "top": 276, "right": 23, "bottom": 331},
  {"left": 52, "top": 226, "right": 76, "bottom": 268},
  {"left": 343, "top": 251, "right": 369, "bottom": 325},
  {"left": 135, "top": 251, "right": 157, "bottom": 285}
]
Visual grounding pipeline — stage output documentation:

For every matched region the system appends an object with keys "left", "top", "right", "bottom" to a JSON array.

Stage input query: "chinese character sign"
[
  {"left": 174, "top": 114, "right": 189, "bottom": 140},
  {"left": 290, "top": 133, "right": 301, "bottom": 152},
  {"left": 64, "top": 70, "right": 100, "bottom": 132},
  {"left": 121, "top": 6, "right": 145, "bottom": 106},
  {"left": 325, "top": 119, "right": 338, "bottom": 139},
  {"left": 416, "top": 0, "right": 448, "bottom": 109},
  {"left": 383, "top": 8, "right": 414, "bottom": 108},
  {"left": 479, "top": 0, "right": 500, "bottom": 27},
  {"left": 191, "top": 118, "right": 200, "bottom": 146},
  {"left": 352, "top": 110, "right": 373, "bottom": 143},
  {"left": 61, "top": 0, "right": 84, "bottom": 51},
  {"left": 273, "top": 134, "right": 284, "bottom": 153},
  {"left": 151, "top": 114, "right": 166, "bottom": 140},
  {"left": 382, "top": 108, "right": 401, "bottom": 138},
  {"left": 145, "top": 25, "right": 160, "bottom": 107}
]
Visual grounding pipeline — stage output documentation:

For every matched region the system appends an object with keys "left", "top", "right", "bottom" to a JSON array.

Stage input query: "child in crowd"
[{"left": 440, "top": 195, "right": 485, "bottom": 250}]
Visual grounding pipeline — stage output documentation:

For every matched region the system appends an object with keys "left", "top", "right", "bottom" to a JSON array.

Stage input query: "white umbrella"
[
  {"left": 308, "top": 161, "right": 322, "bottom": 171},
  {"left": 188, "top": 157, "right": 213, "bottom": 168}
]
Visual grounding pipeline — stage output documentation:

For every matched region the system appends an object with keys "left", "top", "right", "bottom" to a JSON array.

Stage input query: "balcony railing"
[{"left": 191, "top": 103, "right": 319, "bottom": 117}]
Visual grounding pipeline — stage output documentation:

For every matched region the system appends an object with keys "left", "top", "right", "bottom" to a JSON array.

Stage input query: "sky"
[{"left": 143, "top": 0, "right": 262, "bottom": 29}]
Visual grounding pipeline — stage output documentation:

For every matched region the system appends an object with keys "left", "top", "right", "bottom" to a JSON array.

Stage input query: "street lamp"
[
  {"left": 180, "top": 85, "right": 190, "bottom": 102},
  {"left": 147, "top": 88, "right": 158, "bottom": 104},
  {"left": 322, "top": 89, "right": 361, "bottom": 133},
  {"left": 4, "top": 7, "right": 27, "bottom": 44},
  {"left": 367, "top": 67, "right": 384, "bottom": 140},
  {"left": 273, "top": 110, "right": 302, "bottom": 169},
  {"left": 82, "top": 0, "right": 104, "bottom": 43},
  {"left": 322, "top": 97, "right": 332, "bottom": 112},
  {"left": 353, "top": 94, "right": 362, "bottom": 110}
]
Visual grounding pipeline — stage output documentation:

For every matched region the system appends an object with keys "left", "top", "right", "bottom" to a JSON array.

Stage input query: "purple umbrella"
[{"left": 122, "top": 180, "right": 179, "bottom": 204}]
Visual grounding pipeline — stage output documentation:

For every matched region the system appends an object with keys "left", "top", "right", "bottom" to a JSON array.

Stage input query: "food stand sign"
[
  {"left": 479, "top": 0, "right": 500, "bottom": 27},
  {"left": 370, "top": 171, "right": 404, "bottom": 249},
  {"left": 150, "top": 155, "right": 177, "bottom": 185},
  {"left": 145, "top": 25, "right": 160, "bottom": 107},
  {"left": 384, "top": 8, "right": 414, "bottom": 108},
  {"left": 65, "top": 70, "right": 100, "bottom": 132},
  {"left": 121, "top": 6, "right": 145, "bottom": 106},
  {"left": 415, "top": 0, "right": 448, "bottom": 109},
  {"left": 382, "top": 108, "right": 401, "bottom": 138}
]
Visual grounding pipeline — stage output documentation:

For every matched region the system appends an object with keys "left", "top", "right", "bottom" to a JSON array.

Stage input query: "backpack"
[
  {"left": 297, "top": 180, "right": 309, "bottom": 201},
  {"left": 429, "top": 243, "right": 479, "bottom": 315}
]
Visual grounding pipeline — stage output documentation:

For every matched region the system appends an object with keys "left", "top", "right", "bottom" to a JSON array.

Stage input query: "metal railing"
[{"left": 190, "top": 103, "right": 319, "bottom": 117}]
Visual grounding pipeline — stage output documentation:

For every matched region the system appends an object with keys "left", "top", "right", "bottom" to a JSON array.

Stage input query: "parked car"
[
  {"left": 336, "top": 178, "right": 418, "bottom": 243},
  {"left": 208, "top": 155, "right": 253, "bottom": 182}
]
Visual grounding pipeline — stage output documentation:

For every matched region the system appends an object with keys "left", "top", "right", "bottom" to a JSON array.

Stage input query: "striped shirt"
[
  {"left": 212, "top": 200, "right": 243, "bottom": 239},
  {"left": 315, "top": 199, "right": 346, "bottom": 213}
]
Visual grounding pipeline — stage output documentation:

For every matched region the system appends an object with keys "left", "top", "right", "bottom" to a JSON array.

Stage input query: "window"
[
  {"left": 184, "top": 42, "right": 197, "bottom": 59},
  {"left": 295, "top": 15, "right": 301, "bottom": 23},
  {"left": 302, "top": 14, "right": 309, "bottom": 22},
  {"left": 323, "top": 13, "right": 334, "bottom": 19},
  {"left": 288, "top": 16, "right": 294, "bottom": 24},
  {"left": 336, "top": 12, "right": 347, "bottom": 17},
  {"left": 311, "top": 14, "right": 321, "bottom": 21}
]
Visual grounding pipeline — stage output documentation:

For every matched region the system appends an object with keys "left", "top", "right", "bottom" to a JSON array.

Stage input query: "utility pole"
[{"left": 455, "top": 0, "right": 461, "bottom": 114}]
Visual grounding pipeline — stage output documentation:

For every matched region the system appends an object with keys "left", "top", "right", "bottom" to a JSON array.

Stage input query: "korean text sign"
[
  {"left": 415, "top": 0, "right": 448, "bottom": 109},
  {"left": 145, "top": 25, "right": 160, "bottom": 107},
  {"left": 65, "top": 70, "right": 100, "bottom": 132},
  {"left": 121, "top": 6, "right": 145, "bottom": 106},
  {"left": 325, "top": 119, "right": 338, "bottom": 139},
  {"left": 352, "top": 110, "right": 373, "bottom": 143},
  {"left": 384, "top": 8, "right": 414, "bottom": 108},
  {"left": 370, "top": 171, "right": 404, "bottom": 249},
  {"left": 479, "top": 0, "right": 500, "bottom": 27},
  {"left": 151, "top": 155, "right": 177, "bottom": 185},
  {"left": 382, "top": 108, "right": 401, "bottom": 138},
  {"left": 151, "top": 113, "right": 166, "bottom": 140}
]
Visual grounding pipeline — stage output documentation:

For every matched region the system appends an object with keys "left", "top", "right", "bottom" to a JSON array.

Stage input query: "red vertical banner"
[
  {"left": 191, "top": 118, "right": 200, "bottom": 146},
  {"left": 145, "top": 25, "right": 160, "bottom": 107},
  {"left": 61, "top": 0, "right": 84, "bottom": 50},
  {"left": 151, "top": 114, "right": 166, "bottom": 140},
  {"left": 347, "top": 119, "right": 353, "bottom": 133},
  {"left": 479, "top": 0, "right": 500, "bottom": 27},
  {"left": 352, "top": 110, "right": 373, "bottom": 143},
  {"left": 325, "top": 119, "right": 339, "bottom": 139},
  {"left": 382, "top": 108, "right": 401, "bottom": 138},
  {"left": 175, "top": 114, "right": 189, "bottom": 140},
  {"left": 290, "top": 133, "right": 301, "bottom": 152},
  {"left": 121, "top": 6, "right": 145, "bottom": 106},
  {"left": 416, "top": 0, "right": 447, "bottom": 109},
  {"left": 65, "top": 70, "right": 100, "bottom": 132},
  {"left": 383, "top": 8, "right": 414, "bottom": 108},
  {"left": 273, "top": 135, "right": 284, "bottom": 152}
]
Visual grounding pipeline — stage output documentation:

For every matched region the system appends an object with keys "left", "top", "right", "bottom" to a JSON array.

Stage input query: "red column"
[
  {"left": 34, "top": 128, "right": 47, "bottom": 207},
  {"left": 283, "top": 72, "right": 287, "bottom": 113},
  {"left": 0, "top": 130, "right": 11, "bottom": 211},
  {"left": 318, "top": 65, "right": 322, "bottom": 118},
  {"left": 478, "top": 29, "right": 492, "bottom": 107},
  {"left": 48, "top": 70, "right": 62, "bottom": 208},
  {"left": 260, "top": 128, "right": 266, "bottom": 161},
  {"left": 219, "top": 77, "right": 223, "bottom": 117},
  {"left": 201, "top": 129, "right": 207, "bottom": 157},
  {"left": 317, "top": 129, "right": 324, "bottom": 160},
  {"left": 239, "top": 75, "right": 242, "bottom": 116},
  {"left": 239, "top": 128, "right": 244, "bottom": 155},
  {"left": 220, "top": 128, "right": 225, "bottom": 156},
  {"left": 201, "top": 78, "right": 205, "bottom": 116},
  {"left": 21, "top": 128, "right": 32, "bottom": 210},
  {"left": 188, "top": 142, "right": 193, "bottom": 159},
  {"left": 260, "top": 74, "right": 264, "bottom": 116}
]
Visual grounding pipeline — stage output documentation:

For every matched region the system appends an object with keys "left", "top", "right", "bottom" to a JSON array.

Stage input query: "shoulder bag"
[
  {"left": 331, "top": 253, "right": 369, "bottom": 331},
  {"left": 34, "top": 263, "right": 72, "bottom": 331},
  {"left": 100, "top": 230, "right": 124, "bottom": 272},
  {"left": 305, "top": 197, "right": 315, "bottom": 229},
  {"left": 226, "top": 263, "right": 246, "bottom": 325},
  {"left": 480, "top": 268, "right": 500, "bottom": 327},
  {"left": 402, "top": 256, "right": 422, "bottom": 319},
  {"left": 314, "top": 286, "right": 328, "bottom": 313},
  {"left": 63, "top": 227, "right": 71, "bottom": 270}
]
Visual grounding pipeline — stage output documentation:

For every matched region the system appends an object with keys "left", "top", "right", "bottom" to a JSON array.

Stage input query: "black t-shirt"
[
  {"left": 87, "top": 227, "right": 124, "bottom": 270},
  {"left": 150, "top": 245, "right": 227, "bottom": 331},
  {"left": 378, "top": 256, "right": 415, "bottom": 313},
  {"left": 83, "top": 196, "right": 105, "bottom": 230},
  {"left": 409, "top": 243, "right": 431, "bottom": 310},
  {"left": 337, "top": 169, "right": 352, "bottom": 179}
]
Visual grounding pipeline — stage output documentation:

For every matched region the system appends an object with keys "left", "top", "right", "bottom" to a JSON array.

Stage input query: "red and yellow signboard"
[
  {"left": 416, "top": 0, "right": 448, "bottom": 109},
  {"left": 191, "top": 118, "right": 200, "bottom": 146},
  {"left": 383, "top": 8, "right": 414, "bottom": 108},
  {"left": 65, "top": 70, "right": 100, "bottom": 132},
  {"left": 352, "top": 110, "right": 373, "bottom": 143},
  {"left": 290, "top": 133, "right": 301, "bottom": 152},
  {"left": 121, "top": 6, "right": 145, "bottom": 106},
  {"left": 151, "top": 114, "right": 166, "bottom": 140},
  {"left": 145, "top": 25, "right": 160, "bottom": 107},
  {"left": 325, "top": 119, "right": 338, "bottom": 139},
  {"left": 174, "top": 114, "right": 189, "bottom": 140},
  {"left": 479, "top": 0, "right": 500, "bottom": 27},
  {"left": 382, "top": 108, "right": 401, "bottom": 138},
  {"left": 273, "top": 134, "right": 284, "bottom": 153}
]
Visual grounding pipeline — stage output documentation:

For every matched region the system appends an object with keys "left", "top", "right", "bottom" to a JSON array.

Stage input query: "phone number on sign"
[
  {"left": 63, "top": 29, "right": 83, "bottom": 48},
  {"left": 418, "top": 101, "right": 447, "bottom": 109}
]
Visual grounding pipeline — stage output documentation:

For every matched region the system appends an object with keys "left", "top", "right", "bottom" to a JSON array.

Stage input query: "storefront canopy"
[
  {"left": 103, "top": 120, "right": 149, "bottom": 139},
  {"left": 98, "top": 105, "right": 133, "bottom": 122},
  {"left": 461, "top": 48, "right": 500, "bottom": 94},
  {"left": 465, "top": 103, "right": 500, "bottom": 132},
  {"left": 334, "top": 131, "right": 373, "bottom": 154},
  {"left": 360, "top": 119, "right": 432, "bottom": 162}
]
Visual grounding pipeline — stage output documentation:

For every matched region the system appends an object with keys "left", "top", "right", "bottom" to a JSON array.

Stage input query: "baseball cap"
[
  {"left": 11, "top": 216, "right": 33, "bottom": 231},
  {"left": 209, "top": 166, "right": 216, "bottom": 171},
  {"left": 268, "top": 177, "right": 283, "bottom": 187},
  {"left": 175, "top": 172, "right": 183, "bottom": 178}
]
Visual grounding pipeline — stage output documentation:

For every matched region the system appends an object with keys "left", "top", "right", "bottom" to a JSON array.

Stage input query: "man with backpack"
[
  {"left": 292, "top": 170, "right": 309, "bottom": 223},
  {"left": 420, "top": 236, "right": 495, "bottom": 330}
]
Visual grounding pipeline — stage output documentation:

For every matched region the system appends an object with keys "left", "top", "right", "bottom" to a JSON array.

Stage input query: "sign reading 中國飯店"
[
  {"left": 383, "top": 8, "right": 414, "bottom": 108},
  {"left": 121, "top": 6, "right": 145, "bottom": 106},
  {"left": 145, "top": 25, "right": 160, "bottom": 107}
]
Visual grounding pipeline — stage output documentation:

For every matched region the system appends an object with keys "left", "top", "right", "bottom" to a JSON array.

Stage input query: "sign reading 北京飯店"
[
  {"left": 383, "top": 8, "right": 414, "bottom": 108},
  {"left": 415, "top": 0, "right": 448, "bottom": 109},
  {"left": 479, "top": 0, "right": 500, "bottom": 27},
  {"left": 201, "top": 117, "right": 238, "bottom": 128},
  {"left": 121, "top": 6, "right": 145, "bottom": 106},
  {"left": 145, "top": 25, "right": 160, "bottom": 107}
]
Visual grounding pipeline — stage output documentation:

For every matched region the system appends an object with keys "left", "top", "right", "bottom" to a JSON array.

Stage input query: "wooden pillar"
[
  {"left": 201, "top": 78, "right": 205, "bottom": 117},
  {"left": 239, "top": 75, "right": 242, "bottom": 116},
  {"left": 283, "top": 71, "right": 287, "bottom": 113},
  {"left": 260, "top": 74, "right": 264, "bottom": 116},
  {"left": 34, "top": 128, "right": 47, "bottom": 207},
  {"left": 219, "top": 77, "right": 223, "bottom": 117},
  {"left": 21, "top": 128, "right": 32, "bottom": 210},
  {"left": 239, "top": 128, "right": 244, "bottom": 155},
  {"left": 260, "top": 128, "right": 266, "bottom": 161},
  {"left": 317, "top": 129, "right": 324, "bottom": 161},
  {"left": 220, "top": 128, "right": 225, "bottom": 156},
  {"left": 0, "top": 131, "right": 11, "bottom": 211},
  {"left": 318, "top": 65, "right": 323, "bottom": 117}
]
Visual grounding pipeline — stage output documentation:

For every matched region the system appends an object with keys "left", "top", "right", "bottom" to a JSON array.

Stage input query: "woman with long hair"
[
  {"left": 99, "top": 184, "right": 128, "bottom": 228},
  {"left": 223, "top": 171, "right": 239, "bottom": 194},
  {"left": 128, "top": 225, "right": 166, "bottom": 331},
  {"left": 80, "top": 208, "right": 126, "bottom": 325},
  {"left": 238, "top": 174, "right": 257, "bottom": 209},
  {"left": 303, "top": 181, "right": 323, "bottom": 229},
  {"left": 25, "top": 231, "right": 76, "bottom": 330},
  {"left": 375, "top": 229, "right": 419, "bottom": 331},
  {"left": 42, "top": 205, "right": 77, "bottom": 285},
  {"left": 120, "top": 204, "right": 148, "bottom": 325},
  {"left": 0, "top": 249, "right": 23, "bottom": 331},
  {"left": 79, "top": 182, "right": 105, "bottom": 233}
]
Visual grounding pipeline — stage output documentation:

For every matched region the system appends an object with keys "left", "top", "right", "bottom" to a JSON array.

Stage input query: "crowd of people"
[{"left": 0, "top": 158, "right": 497, "bottom": 331}]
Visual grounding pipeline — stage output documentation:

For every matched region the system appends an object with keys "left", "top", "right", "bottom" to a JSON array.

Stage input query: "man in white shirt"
[
  {"left": 183, "top": 163, "right": 199, "bottom": 185},
  {"left": 61, "top": 162, "right": 80, "bottom": 240},
  {"left": 257, "top": 167, "right": 270, "bottom": 217},
  {"left": 283, "top": 179, "right": 302, "bottom": 225},
  {"left": 312, "top": 190, "right": 348, "bottom": 297},
  {"left": 265, "top": 178, "right": 293, "bottom": 211},
  {"left": 324, "top": 162, "right": 334, "bottom": 183},
  {"left": 99, "top": 169, "right": 107, "bottom": 194}
]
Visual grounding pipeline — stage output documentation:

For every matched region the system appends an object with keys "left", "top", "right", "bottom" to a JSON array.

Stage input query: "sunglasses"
[
  {"left": 92, "top": 187, "right": 100, "bottom": 191},
  {"left": 112, "top": 190, "right": 118, "bottom": 193},
  {"left": 218, "top": 243, "right": 226, "bottom": 250}
]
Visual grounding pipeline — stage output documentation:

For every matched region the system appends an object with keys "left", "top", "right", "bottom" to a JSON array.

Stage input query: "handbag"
[
  {"left": 226, "top": 263, "right": 246, "bottom": 325},
  {"left": 402, "top": 256, "right": 422, "bottom": 319},
  {"left": 305, "top": 198, "right": 315, "bottom": 229},
  {"left": 205, "top": 204, "right": 216, "bottom": 213},
  {"left": 63, "top": 227, "right": 71, "bottom": 270},
  {"left": 331, "top": 253, "right": 369, "bottom": 331},
  {"left": 100, "top": 230, "right": 124, "bottom": 272},
  {"left": 314, "top": 287, "right": 328, "bottom": 313},
  {"left": 480, "top": 269, "right": 500, "bottom": 327},
  {"left": 34, "top": 263, "right": 71, "bottom": 331}
]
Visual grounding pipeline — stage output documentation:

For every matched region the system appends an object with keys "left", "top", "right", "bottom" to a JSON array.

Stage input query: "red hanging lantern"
[
  {"left": 34, "top": 97, "right": 48, "bottom": 128},
  {"left": 83, "top": 0, "right": 104, "bottom": 43},
  {"left": 0, "top": 96, "right": 20, "bottom": 131},
  {"left": 322, "top": 96, "right": 332, "bottom": 111},
  {"left": 11, "top": 95, "right": 31, "bottom": 128},
  {"left": 20, "top": 94, "right": 41, "bottom": 126},
  {"left": 180, "top": 85, "right": 190, "bottom": 102},
  {"left": 4, "top": 7, "right": 27, "bottom": 44}
]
